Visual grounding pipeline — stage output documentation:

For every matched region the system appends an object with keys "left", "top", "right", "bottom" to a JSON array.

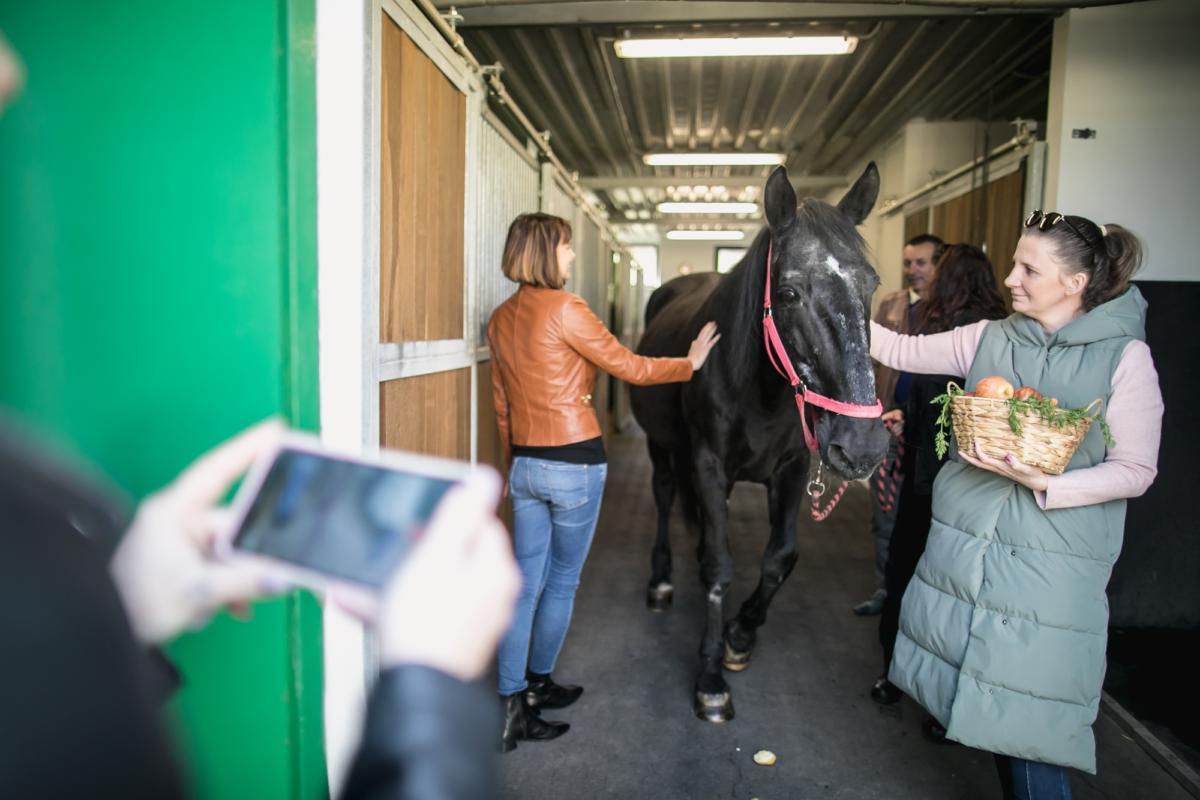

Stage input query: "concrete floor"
[{"left": 499, "top": 428, "right": 1192, "bottom": 800}]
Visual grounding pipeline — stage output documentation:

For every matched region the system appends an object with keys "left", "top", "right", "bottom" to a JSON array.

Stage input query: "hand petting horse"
[{"left": 630, "top": 164, "right": 889, "bottom": 723}]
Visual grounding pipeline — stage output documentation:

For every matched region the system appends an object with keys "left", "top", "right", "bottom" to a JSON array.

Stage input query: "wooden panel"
[
  {"left": 380, "top": 16, "right": 466, "bottom": 342},
  {"left": 931, "top": 190, "right": 975, "bottom": 246},
  {"left": 380, "top": 368, "right": 470, "bottom": 459},
  {"left": 983, "top": 169, "right": 1025, "bottom": 307},
  {"left": 905, "top": 209, "right": 932, "bottom": 244},
  {"left": 929, "top": 168, "right": 1026, "bottom": 308},
  {"left": 476, "top": 359, "right": 514, "bottom": 529},
  {"left": 476, "top": 360, "right": 504, "bottom": 473}
]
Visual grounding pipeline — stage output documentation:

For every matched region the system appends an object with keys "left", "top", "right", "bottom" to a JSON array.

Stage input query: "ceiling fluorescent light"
[
  {"left": 658, "top": 201, "right": 759, "bottom": 214},
  {"left": 644, "top": 153, "right": 784, "bottom": 167},
  {"left": 615, "top": 36, "right": 857, "bottom": 59},
  {"left": 666, "top": 230, "right": 746, "bottom": 241}
]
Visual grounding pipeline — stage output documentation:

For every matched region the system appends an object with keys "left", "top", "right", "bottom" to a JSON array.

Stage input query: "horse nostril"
[
  {"left": 827, "top": 444, "right": 852, "bottom": 473},
  {"left": 826, "top": 442, "right": 878, "bottom": 480},
  {"left": 826, "top": 422, "right": 889, "bottom": 479}
]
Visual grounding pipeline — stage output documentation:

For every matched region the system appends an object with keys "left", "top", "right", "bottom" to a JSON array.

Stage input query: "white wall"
[
  {"left": 1045, "top": 0, "right": 1200, "bottom": 282},
  {"left": 316, "top": 0, "right": 370, "bottom": 792},
  {"left": 900, "top": 120, "right": 984, "bottom": 193},
  {"left": 659, "top": 239, "right": 728, "bottom": 282},
  {"left": 850, "top": 130, "right": 908, "bottom": 302}
]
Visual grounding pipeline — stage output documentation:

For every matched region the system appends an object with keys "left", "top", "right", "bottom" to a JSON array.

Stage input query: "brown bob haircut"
[{"left": 501, "top": 212, "right": 572, "bottom": 289}]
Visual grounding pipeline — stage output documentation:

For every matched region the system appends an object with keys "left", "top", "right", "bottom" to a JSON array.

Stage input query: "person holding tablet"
[{"left": 1, "top": 418, "right": 520, "bottom": 799}]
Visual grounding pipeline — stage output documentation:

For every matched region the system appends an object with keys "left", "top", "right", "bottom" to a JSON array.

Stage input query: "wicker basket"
[{"left": 948, "top": 384, "right": 1100, "bottom": 476}]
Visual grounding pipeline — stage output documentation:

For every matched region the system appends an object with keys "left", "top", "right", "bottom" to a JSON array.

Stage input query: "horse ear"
[
  {"left": 837, "top": 162, "right": 880, "bottom": 225},
  {"left": 764, "top": 166, "right": 797, "bottom": 233}
]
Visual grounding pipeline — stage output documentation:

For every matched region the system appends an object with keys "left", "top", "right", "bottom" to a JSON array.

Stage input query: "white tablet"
[{"left": 218, "top": 432, "right": 500, "bottom": 615}]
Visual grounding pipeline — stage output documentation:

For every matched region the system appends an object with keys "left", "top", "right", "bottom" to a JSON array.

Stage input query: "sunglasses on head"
[{"left": 1024, "top": 209, "right": 1091, "bottom": 245}]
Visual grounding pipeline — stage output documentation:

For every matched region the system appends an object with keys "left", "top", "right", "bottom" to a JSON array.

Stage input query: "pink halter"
[{"left": 761, "top": 239, "right": 883, "bottom": 452}]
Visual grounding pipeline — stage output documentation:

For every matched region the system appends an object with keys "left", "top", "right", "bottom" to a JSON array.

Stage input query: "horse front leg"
[
  {"left": 646, "top": 441, "right": 675, "bottom": 611},
  {"left": 723, "top": 456, "right": 808, "bottom": 672},
  {"left": 691, "top": 446, "right": 735, "bottom": 723}
]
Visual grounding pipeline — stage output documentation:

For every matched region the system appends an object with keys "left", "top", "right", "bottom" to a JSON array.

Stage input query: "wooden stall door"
[
  {"left": 905, "top": 209, "right": 933, "bottom": 244},
  {"left": 928, "top": 168, "right": 1025, "bottom": 307},
  {"left": 379, "top": 12, "right": 469, "bottom": 457},
  {"left": 380, "top": 15, "right": 466, "bottom": 343},
  {"left": 380, "top": 370, "right": 470, "bottom": 459},
  {"left": 982, "top": 170, "right": 1026, "bottom": 304}
]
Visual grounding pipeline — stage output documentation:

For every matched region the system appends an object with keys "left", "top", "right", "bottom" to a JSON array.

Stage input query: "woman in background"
[
  {"left": 487, "top": 213, "right": 718, "bottom": 751},
  {"left": 870, "top": 244, "right": 1007, "bottom": 718}
]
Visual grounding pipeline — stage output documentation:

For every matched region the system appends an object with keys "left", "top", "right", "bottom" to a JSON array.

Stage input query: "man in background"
[{"left": 852, "top": 233, "right": 944, "bottom": 616}]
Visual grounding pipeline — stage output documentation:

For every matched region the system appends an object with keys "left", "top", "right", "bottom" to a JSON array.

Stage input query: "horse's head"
[{"left": 763, "top": 163, "right": 888, "bottom": 479}]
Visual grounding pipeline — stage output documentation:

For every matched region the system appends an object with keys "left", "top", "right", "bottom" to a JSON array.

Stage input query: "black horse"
[{"left": 629, "top": 164, "right": 889, "bottom": 722}]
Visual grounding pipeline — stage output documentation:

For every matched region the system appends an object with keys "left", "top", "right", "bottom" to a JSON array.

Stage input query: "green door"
[{"left": 0, "top": 1, "right": 326, "bottom": 797}]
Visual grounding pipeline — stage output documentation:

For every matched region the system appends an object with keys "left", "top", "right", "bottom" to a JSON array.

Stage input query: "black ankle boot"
[
  {"left": 870, "top": 677, "right": 902, "bottom": 705},
  {"left": 525, "top": 671, "right": 583, "bottom": 710},
  {"left": 921, "top": 715, "right": 957, "bottom": 746},
  {"left": 500, "top": 693, "right": 569, "bottom": 753}
]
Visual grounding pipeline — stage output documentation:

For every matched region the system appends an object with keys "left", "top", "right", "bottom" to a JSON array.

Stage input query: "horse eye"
[{"left": 777, "top": 287, "right": 799, "bottom": 303}]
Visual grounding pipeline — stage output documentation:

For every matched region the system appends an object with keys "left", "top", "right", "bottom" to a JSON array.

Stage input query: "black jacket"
[
  {"left": 904, "top": 371, "right": 959, "bottom": 497},
  {"left": 903, "top": 310, "right": 1002, "bottom": 496},
  {"left": 0, "top": 422, "right": 498, "bottom": 799}
]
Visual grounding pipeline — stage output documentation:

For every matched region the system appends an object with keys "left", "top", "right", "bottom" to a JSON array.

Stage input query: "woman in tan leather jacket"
[{"left": 488, "top": 213, "right": 719, "bottom": 751}]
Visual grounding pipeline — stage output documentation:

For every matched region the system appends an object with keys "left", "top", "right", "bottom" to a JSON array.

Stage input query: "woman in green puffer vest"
[{"left": 870, "top": 211, "right": 1164, "bottom": 800}]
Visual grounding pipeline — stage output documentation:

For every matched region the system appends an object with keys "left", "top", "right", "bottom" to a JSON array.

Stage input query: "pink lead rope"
[{"left": 761, "top": 239, "right": 883, "bottom": 520}]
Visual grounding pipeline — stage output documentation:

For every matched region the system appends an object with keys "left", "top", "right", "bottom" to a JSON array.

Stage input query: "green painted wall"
[{"left": 0, "top": 2, "right": 326, "bottom": 798}]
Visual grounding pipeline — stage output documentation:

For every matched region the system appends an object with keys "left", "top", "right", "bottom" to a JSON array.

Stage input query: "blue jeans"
[
  {"left": 995, "top": 754, "right": 1073, "bottom": 800},
  {"left": 496, "top": 457, "right": 607, "bottom": 696}
]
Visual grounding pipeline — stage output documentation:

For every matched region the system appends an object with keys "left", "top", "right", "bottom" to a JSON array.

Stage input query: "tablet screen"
[{"left": 232, "top": 447, "right": 455, "bottom": 588}]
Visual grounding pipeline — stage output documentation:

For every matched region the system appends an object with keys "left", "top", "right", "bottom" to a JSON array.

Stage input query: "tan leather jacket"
[
  {"left": 872, "top": 288, "right": 915, "bottom": 409},
  {"left": 487, "top": 285, "right": 692, "bottom": 462}
]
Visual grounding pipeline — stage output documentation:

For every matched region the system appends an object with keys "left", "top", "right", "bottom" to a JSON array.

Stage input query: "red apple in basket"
[
  {"left": 974, "top": 376, "right": 1015, "bottom": 400},
  {"left": 1014, "top": 386, "right": 1042, "bottom": 401}
]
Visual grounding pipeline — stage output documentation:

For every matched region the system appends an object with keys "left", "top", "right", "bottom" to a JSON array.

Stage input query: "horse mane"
[
  {"left": 709, "top": 201, "right": 869, "bottom": 390},
  {"left": 709, "top": 227, "right": 771, "bottom": 389}
]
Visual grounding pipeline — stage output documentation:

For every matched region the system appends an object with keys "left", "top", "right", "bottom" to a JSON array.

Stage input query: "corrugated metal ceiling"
[{"left": 441, "top": 6, "right": 1055, "bottom": 228}]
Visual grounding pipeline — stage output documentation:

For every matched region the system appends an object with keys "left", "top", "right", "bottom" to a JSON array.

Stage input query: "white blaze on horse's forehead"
[
  {"left": 824, "top": 252, "right": 874, "bottom": 398},
  {"left": 818, "top": 252, "right": 864, "bottom": 296},
  {"left": 822, "top": 255, "right": 856, "bottom": 331}
]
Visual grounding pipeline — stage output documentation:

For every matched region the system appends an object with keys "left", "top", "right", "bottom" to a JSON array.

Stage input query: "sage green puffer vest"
[{"left": 888, "top": 287, "right": 1148, "bottom": 773}]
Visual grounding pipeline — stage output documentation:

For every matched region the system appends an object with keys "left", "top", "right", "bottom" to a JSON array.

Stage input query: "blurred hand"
[
  {"left": 378, "top": 479, "right": 520, "bottom": 681},
  {"left": 960, "top": 442, "right": 1049, "bottom": 493},
  {"left": 881, "top": 408, "right": 904, "bottom": 438},
  {"left": 687, "top": 321, "right": 721, "bottom": 371},
  {"left": 0, "top": 32, "right": 25, "bottom": 112},
  {"left": 110, "top": 420, "right": 285, "bottom": 644}
]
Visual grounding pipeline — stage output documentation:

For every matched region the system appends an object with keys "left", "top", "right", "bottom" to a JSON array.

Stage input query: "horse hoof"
[
  {"left": 722, "top": 641, "right": 752, "bottom": 672},
  {"left": 693, "top": 690, "right": 735, "bottom": 723},
  {"left": 646, "top": 583, "right": 673, "bottom": 612}
]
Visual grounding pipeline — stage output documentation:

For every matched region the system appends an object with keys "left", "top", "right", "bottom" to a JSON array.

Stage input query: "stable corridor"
[{"left": 499, "top": 427, "right": 1190, "bottom": 800}]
